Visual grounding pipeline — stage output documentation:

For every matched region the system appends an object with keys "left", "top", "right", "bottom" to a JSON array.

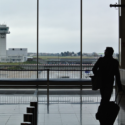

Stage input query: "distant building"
[
  {"left": 0, "top": 25, "right": 28, "bottom": 63},
  {"left": 1, "top": 48, "right": 27, "bottom": 62}
]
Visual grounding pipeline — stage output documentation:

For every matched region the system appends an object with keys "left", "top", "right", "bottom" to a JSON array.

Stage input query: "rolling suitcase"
[{"left": 96, "top": 91, "right": 123, "bottom": 125}]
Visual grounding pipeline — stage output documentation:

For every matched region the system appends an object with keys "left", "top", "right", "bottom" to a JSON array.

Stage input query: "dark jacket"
[{"left": 92, "top": 56, "right": 122, "bottom": 90}]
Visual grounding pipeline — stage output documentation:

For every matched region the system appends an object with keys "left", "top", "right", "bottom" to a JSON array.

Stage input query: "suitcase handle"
[{"left": 115, "top": 90, "right": 124, "bottom": 105}]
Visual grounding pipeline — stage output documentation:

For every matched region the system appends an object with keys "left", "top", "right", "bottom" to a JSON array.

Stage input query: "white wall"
[
  {"left": 7, "top": 48, "right": 27, "bottom": 56},
  {"left": 5, "top": 48, "right": 28, "bottom": 62}
]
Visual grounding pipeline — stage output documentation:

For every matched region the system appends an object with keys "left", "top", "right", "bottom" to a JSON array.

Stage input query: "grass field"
[
  {"left": 0, "top": 56, "right": 98, "bottom": 65},
  {"left": 0, "top": 61, "right": 37, "bottom": 65},
  {"left": 35, "top": 56, "right": 96, "bottom": 59}
]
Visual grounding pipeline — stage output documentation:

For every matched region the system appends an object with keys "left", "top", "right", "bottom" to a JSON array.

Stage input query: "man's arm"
[{"left": 92, "top": 57, "right": 101, "bottom": 75}]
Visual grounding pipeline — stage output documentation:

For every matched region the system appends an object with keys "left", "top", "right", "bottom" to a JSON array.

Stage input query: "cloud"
[{"left": 0, "top": 0, "right": 118, "bottom": 53}]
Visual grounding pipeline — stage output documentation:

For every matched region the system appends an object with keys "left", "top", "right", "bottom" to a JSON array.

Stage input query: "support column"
[{"left": 119, "top": 0, "right": 125, "bottom": 69}]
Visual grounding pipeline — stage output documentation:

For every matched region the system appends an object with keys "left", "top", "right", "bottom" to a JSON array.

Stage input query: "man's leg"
[
  {"left": 100, "top": 120, "right": 113, "bottom": 125},
  {"left": 99, "top": 87, "right": 113, "bottom": 125},
  {"left": 100, "top": 87, "right": 113, "bottom": 105}
]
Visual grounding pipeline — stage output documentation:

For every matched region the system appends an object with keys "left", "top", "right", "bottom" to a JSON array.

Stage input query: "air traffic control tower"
[{"left": 0, "top": 25, "right": 10, "bottom": 58}]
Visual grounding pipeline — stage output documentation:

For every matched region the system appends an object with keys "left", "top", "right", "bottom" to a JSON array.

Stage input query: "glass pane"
[
  {"left": 39, "top": 0, "right": 80, "bottom": 79},
  {"left": 82, "top": 0, "right": 118, "bottom": 79},
  {"left": 0, "top": 0, "right": 37, "bottom": 79}
]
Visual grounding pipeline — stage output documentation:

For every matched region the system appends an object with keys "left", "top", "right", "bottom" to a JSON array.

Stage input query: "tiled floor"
[
  {"left": 0, "top": 89, "right": 123, "bottom": 125},
  {"left": 0, "top": 104, "right": 29, "bottom": 125},
  {"left": 37, "top": 89, "right": 119, "bottom": 125},
  {"left": 38, "top": 103, "right": 119, "bottom": 125},
  {"left": 118, "top": 93, "right": 125, "bottom": 125}
]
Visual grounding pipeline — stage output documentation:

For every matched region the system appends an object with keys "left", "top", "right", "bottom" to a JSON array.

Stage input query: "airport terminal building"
[
  {"left": 0, "top": 48, "right": 27, "bottom": 62},
  {"left": 0, "top": 25, "right": 27, "bottom": 62}
]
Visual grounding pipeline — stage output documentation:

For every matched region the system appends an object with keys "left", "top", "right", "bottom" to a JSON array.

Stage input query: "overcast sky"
[{"left": 0, "top": 0, "right": 119, "bottom": 53}]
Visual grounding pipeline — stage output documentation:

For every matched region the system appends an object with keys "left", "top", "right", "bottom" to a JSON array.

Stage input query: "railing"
[
  {"left": 0, "top": 94, "right": 116, "bottom": 104},
  {"left": 0, "top": 64, "right": 94, "bottom": 91},
  {"left": 0, "top": 64, "right": 93, "bottom": 79},
  {"left": 0, "top": 94, "right": 36, "bottom": 104}
]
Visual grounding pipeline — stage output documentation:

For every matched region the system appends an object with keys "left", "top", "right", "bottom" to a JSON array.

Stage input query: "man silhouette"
[
  {"left": 92, "top": 47, "right": 123, "bottom": 125},
  {"left": 92, "top": 47, "right": 122, "bottom": 105}
]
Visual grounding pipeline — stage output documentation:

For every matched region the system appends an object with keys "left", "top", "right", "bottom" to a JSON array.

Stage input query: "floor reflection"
[
  {"left": 38, "top": 89, "right": 118, "bottom": 125},
  {"left": 0, "top": 89, "right": 121, "bottom": 125},
  {"left": 118, "top": 93, "right": 125, "bottom": 125}
]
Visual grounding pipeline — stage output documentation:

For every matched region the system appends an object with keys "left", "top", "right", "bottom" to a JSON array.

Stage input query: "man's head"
[{"left": 104, "top": 47, "right": 114, "bottom": 57}]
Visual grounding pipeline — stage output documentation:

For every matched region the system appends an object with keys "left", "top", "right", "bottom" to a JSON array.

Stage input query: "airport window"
[{"left": 0, "top": 0, "right": 119, "bottom": 80}]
